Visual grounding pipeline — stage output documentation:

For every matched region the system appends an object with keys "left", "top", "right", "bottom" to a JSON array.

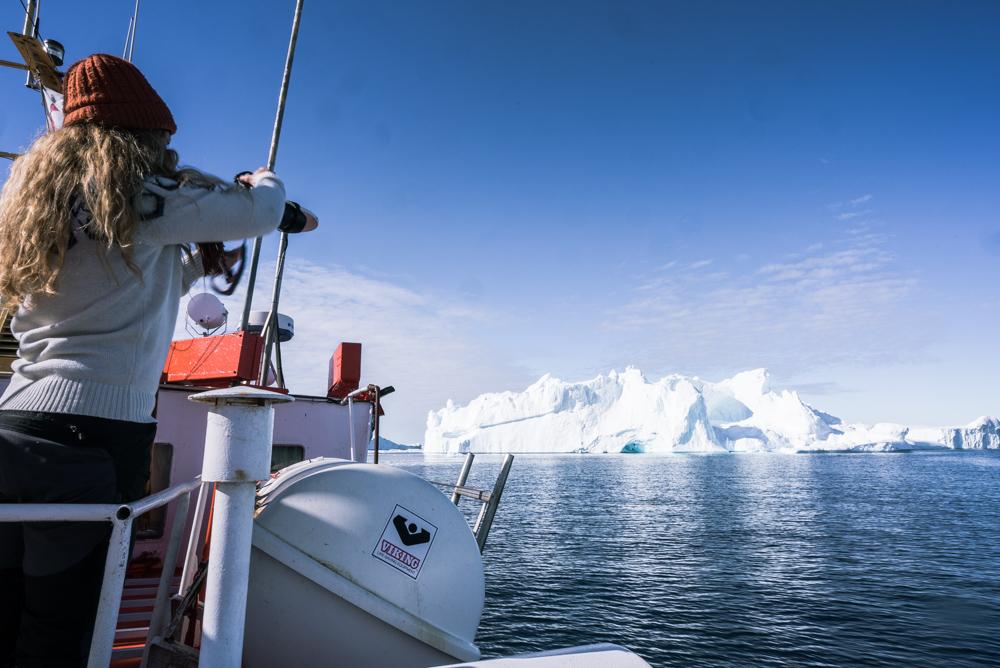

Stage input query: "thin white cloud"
[
  {"left": 175, "top": 260, "right": 530, "bottom": 443},
  {"left": 835, "top": 209, "right": 873, "bottom": 221},
  {"left": 602, "top": 233, "right": 929, "bottom": 376},
  {"left": 829, "top": 193, "right": 874, "bottom": 210}
]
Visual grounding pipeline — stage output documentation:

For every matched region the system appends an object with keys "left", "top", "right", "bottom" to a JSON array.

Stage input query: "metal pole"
[
  {"left": 191, "top": 386, "right": 294, "bottom": 668},
  {"left": 126, "top": 0, "right": 141, "bottom": 62},
  {"left": 20, "top": 0, "right": 36, "bottom": 35},
  {"left": 179, "top": 481, "right": 210, "bottom": 593},
  {"left": 87, "top": 510, "right": 134, "bottom": 668},
  {"left": 0, "top": 503, "right": 118, "bottom": 522},
  {"left": 347, "top": 398, "right": 356, "bottom": 461},
  {"left": 21, "top": 0, "right": 37, "bottom": 88},
  {"left": 372, "top": 385, "right": 381, "bottom": 464},
  {"left": 121, "top": 16, "right": 134, "bottom": 60},
  {"left": 141, "top": 490, "right": 192, "bottom": 668},
  {"left": 256, "top": 230, "right": 289, "bottom": 386},
  {"left": 474, "top": 454, "right": 514, "bottom": 553},
  {"left": 273, "top": 335, "right": 285, "bottom": 387},
  {"left": 240, "top": 0, "right": 305, "bottom": 332},
  {"left": 451, "top": 453, "right": 475, "bottom": 505}
]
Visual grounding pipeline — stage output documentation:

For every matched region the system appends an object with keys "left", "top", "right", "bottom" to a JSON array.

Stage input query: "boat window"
[
  {"left": 271, "top": 444, "right": 305, "bottom": 473},
  {"left": 136, "top": 442, "right": 173, "bottom": 540}
]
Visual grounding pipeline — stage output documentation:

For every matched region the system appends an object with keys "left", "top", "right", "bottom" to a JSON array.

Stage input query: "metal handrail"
[
  {"left": 131, "top": 479, "right": 200, "bottom": 516},
  {"left": 0, "top": 478, "right": 200, "bottom": 523},
  {"left": 473, "top": 454, "right": 514, "bottom": 553},
  {"left": 0, "top": 478, "right": 202, "bottom": 668},
  {"left": 450, "top": 453, "right": 476, "bottom": 504},
  {"left": 0, "top": 502, "right": 122, "bottom": 522},
  {"left": 427, "top": 452, "right": 514, "bottom": 554}
]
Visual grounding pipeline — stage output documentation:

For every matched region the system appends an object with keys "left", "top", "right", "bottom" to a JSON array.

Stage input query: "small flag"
[{"left": 43, "top": 87, "right": 64, "bottom": 132}]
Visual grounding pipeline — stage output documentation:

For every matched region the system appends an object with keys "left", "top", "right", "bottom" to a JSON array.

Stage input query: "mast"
[
  {"left": 21, "top": 0, "right": 37, "bottom": 87},
  {"left": 240, "top": 0, "right": 303, "bottom": 385},
  {"left": 21, "top": 0, "right": 37, "bottom": 35}
]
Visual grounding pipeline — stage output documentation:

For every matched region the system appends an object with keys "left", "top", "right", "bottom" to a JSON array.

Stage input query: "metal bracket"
[{"left": 7, "top": 31, "right": 62, "bottom": 90}]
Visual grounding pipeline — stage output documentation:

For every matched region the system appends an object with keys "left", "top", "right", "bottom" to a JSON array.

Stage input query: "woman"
[{"left": 0, "top": 53, "right": 312, "bottom": 667}]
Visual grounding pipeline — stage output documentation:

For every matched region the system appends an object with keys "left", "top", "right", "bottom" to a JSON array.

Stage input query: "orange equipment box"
[
  {"left": 162, "top": 332, "right": 264, "bottom": 386},
  {"left": 327, "top": 342, "right": 362, "bottom": 399}
]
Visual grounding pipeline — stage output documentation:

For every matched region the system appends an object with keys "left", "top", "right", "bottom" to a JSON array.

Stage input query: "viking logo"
[{"left": 393, "top": 514, "right": 431, "bottom": 546}]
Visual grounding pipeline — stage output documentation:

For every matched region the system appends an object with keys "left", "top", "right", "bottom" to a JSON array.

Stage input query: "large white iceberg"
[{"left": 423, "top": 368, "right": 1000, "bottom": 454}]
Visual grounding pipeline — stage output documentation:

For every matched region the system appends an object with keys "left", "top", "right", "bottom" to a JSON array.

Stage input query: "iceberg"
[
  {"left": 423, "top": 368, "right": 1000, "bottom": 454},
  {"left": 370, "top": 436, "right": 422, "bottom": 451}
]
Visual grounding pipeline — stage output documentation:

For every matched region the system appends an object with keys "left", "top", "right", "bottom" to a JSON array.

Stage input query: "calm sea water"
[{"left": 385, "top": 451, "right": 1000, "bottom": 668}]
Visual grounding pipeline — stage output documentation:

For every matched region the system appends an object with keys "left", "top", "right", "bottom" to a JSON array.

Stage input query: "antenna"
[
  {"left": 122, "top": 16, "right": 134, "bottom": 60},
  {"left": 123, "top": 0, "right": 141, "bottom": 62}
]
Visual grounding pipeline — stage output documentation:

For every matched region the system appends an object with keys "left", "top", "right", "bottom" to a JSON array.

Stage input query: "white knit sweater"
[{"left": 0, "top": 171, "right": 285, "bottom": 423}]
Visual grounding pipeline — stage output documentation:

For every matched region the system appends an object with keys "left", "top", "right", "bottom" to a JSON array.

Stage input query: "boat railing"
[
  {"left": 1, "top": 385, "right": 293, "bottom": 668},
  {"left": 0, "top": 478, "right": 202, "bottom": 668},
  {"left": 430, "top": 452, "right": 514, "bottom": 553}
]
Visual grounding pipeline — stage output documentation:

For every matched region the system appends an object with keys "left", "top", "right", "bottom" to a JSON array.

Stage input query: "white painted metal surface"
[
  {"left": 88, "top": 514, "right": 134, "bottom": 667},
  {"left": 430, "top": 644, "right": 653, "bottom": 667},
  {"left": 142, "top": 386, "right": 372, "bottom": 569},
  {"left": 246, "top": 458, "right": 484, "bottom": 667},
  {"left": 197, "top": 388, "right": 286, "bottom": 482},
  {"left": 0, "top": 480, "right": 200, "bottom": 668},
  {"left": 191, "top": 386, "right": 293, "bottom": 668}
]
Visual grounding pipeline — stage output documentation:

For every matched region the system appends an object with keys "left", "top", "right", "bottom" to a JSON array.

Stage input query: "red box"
[
  {"left": 327, "top": 342, "right": 362, "bottom": 399},
  {"left": 162, "top": 332, "right": 263, "bottom": 385}
]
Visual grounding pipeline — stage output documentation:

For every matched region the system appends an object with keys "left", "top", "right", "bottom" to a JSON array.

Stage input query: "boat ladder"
[{"left": 433, "top": 452, "right": 514, "bottom": 553}]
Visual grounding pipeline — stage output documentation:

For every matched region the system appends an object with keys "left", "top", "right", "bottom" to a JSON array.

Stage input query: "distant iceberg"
[
  {"left": 423, "top": 368, "right": 1000, "bottom": 454},
  {"left": 370, "top": 436, "right": 422, "bottom": 451}
]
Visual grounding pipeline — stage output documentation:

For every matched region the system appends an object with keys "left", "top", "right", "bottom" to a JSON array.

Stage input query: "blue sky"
[{"left": 2, "top": 1, "right": 999, "bottom": 442}]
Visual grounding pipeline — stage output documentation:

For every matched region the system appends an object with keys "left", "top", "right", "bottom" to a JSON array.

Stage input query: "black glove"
[{"left": 279, "top": 201, "right": 309, "bottom": 234}]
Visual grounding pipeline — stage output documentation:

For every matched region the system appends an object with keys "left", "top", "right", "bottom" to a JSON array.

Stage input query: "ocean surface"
[{"left": 384, "top": 451, "right": 1000, "bottom": 668}]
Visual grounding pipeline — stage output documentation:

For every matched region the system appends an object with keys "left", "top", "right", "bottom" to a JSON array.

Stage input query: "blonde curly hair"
[{"left": 0, "top": 124, "right": 221, "bottom": 307}]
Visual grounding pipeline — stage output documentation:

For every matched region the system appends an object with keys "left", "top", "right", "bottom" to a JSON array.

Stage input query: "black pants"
[{"left": 0, "top": 411, "right": 154, "bottom": 668}]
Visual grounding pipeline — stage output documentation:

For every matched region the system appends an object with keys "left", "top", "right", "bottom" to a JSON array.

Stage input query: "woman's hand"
[{"left": 236, "top": 167, "right": 270, "bottom": 188}]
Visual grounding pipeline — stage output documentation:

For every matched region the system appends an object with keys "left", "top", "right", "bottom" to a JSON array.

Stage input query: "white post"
[
  {"left": 190, "top": 386, "right": 293, "bottom": 668},
  {"left": 86, "top": 509, "right": 133, "bottom": 668}
]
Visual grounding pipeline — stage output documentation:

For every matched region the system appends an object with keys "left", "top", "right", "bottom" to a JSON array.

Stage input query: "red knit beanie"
[{"left": 62, "top": 54, "right": 176, "bottom": 134}]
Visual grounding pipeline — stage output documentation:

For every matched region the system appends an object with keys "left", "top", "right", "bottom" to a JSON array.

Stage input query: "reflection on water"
[{"left": 387, "top": 452, "right": 1000, "bottom": 668}]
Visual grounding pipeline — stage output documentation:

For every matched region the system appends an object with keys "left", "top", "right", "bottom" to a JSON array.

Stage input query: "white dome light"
[{"left": 187, "top": 293, "right": 228, "bottom": 331}]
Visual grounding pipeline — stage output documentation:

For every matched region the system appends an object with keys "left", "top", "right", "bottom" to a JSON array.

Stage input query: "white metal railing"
[
  {"left": 0, "top": 477, "right": 201, "bottom": 668},
  {"left": 0, "top": 384, "right": 292, "bottom": 668},
  {"left": 429, "top": 452, "right": 515, "bottom": 553}
]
